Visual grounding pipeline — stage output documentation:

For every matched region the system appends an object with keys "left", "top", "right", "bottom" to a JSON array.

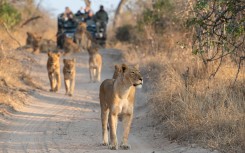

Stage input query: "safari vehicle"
[
  {"left": 56, "top": 13, "right": 78, "bottom": 49},
  {"left": 86, "top": 20, "right": 106, "bottom": 47},
  {"left": 94, "top": 23, "right": 107, "bottom": 47},
  {"left": 57, "top": 13, "right": 106, "bottom": 49},
  {"left": 75, "top": 13, "right": 107, "bottom": 47}
]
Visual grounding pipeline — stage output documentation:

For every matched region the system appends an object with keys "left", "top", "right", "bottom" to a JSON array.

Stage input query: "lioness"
[
  {"left": 88, "top": 44, "right": 102, "bottom": 82},
  {"left": 47, "top": 51, "right": 61, "bottom": 92},
  {"left": 112, "top": 64, "right": 136, "bottom": 122},
  {"left": 39, "top": 39, "right": 57, "bottom": 53},
  {"left": 63, "top": 58, "right": 76, "bottom": 96},
  {"left": 26, "top": 32, "right": 42, "bottom": 53},
  {"left": 99, "top": 64, "right": 143, "bottom": 150},
  {"left": 63, "top": 36, "right": 80, "bottom": 55},
  {"left": 26, "top": 32, "right": 56, "bottom": 53},
  {"left": 74, "top": 22, "right": 92, "bottom": 51}
]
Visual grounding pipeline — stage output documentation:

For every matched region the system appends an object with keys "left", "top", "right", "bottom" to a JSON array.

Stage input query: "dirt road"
[{"left": 0, "top": 49, "right": 217, "bottom": 153}]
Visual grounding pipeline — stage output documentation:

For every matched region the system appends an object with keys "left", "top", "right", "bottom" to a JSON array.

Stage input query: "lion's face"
[
  {"left": 87, "top": 43, "right": 99, "bottom": 55},
  {"left": 26, "top": 32, "right": 42, "bottom": 47},
  {"left": 63, "top": 58, "right": 76, "bottom": 74},
  {"left": 48, "top": 51, "right": 60, "bottom": 68},
  {"left": 78, "top": 22, "right": 87, "bottom": 29},
  {"left": 122, "top": 64, "right": 143, "bottom": 88}
]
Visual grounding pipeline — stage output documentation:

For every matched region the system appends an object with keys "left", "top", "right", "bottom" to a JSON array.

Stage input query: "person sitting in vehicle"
[
  {"left": 84, "top": 5, "right": 91, "bottom": 16},
  {"left": 76, "top": 7, "right": 84, "bottom": 16},
  {"left": 63, "top": 7, "right": 74, "bottom": 21},
  {"left": 82, "top": 5, "right": 91, "bottom": 20},
  {"left": 75, "top": 7, "right": 86, "bottom": 22},
  {"left": 85, "top": 10, "right": 94, "bottom": 22},
  {"left": 94, "top": 5, "right": 109, "bottom": 34}
]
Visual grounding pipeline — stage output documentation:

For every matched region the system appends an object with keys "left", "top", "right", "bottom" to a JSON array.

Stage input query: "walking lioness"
[
  {"left": 63, "top": 58, "right": 76, "bottom": 96},
  {"left": 99, "top": 64, "right": 143, "bottom": 150},
  {"left": 88, "top": 44, "right": 102, "bottom": 82},
  {"left": 113, "top": 64, "right": 136, "bottom": 122},
  {"left": 47, "top": 51, "right": 61, "bottom": 92},
  {"left": 74, "top": 22, "right": 92, "bottom": 51}
]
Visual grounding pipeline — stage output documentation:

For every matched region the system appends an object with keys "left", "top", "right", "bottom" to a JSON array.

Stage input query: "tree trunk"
[
  {"left": 113, "top": 0, "right": 127, "bottom": 29},
  {"left": 83, "top": 0, "right": 91, "bottom": 7}
]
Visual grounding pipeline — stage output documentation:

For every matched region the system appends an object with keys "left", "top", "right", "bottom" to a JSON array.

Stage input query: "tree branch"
[
  {"left": 3, "top": 23, "right": 22, "bottom": 47},
  {"left": 20, "top": 15, "right": 42, "bottom": 27},
  {"left": 113, "top": 0, "right": 128, "bottom": 29},
  {"left": 233, "top": 56, "right": 244, "bottom": 85}
]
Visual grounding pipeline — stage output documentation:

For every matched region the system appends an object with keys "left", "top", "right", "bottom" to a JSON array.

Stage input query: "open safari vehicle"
[
  {"left": 56, "top": 13, "right": 106, "bottom": 49},
  {"left": 56, "top": 13, "right": 78, "bottom": 49}
]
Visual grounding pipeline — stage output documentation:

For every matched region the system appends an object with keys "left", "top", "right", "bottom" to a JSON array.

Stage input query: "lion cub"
[
  {"left": 88, "top": 44, "right": 102, "bottom": 82},
  {"left": 47, "top": 51, "right": 61, "bottom": 92},
  {"left": 99, "top": 64, "right": 143, "bottom": 150},
  {"left": 26, "top": 32, "right": 56, "bottom": 54},
  {"left": 63, "top": 36, "right": 80, "bottom": 55},
  {"left": 63, "top": 58, "right": 76, "bottom": 96}
]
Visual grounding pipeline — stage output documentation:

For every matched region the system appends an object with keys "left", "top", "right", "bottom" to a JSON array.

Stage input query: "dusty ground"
[{"left": 0, "top": 49, "right": 218, "bottom": 153}]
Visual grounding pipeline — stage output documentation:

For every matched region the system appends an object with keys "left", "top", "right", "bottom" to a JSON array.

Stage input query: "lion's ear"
[
  {"left": 122, "top": 64, "right": 128, "bottom": 73},
  {"left": 48, "top": 51, "right": 52, "bottom": 57},
  {"left": 135, "top": 64, "right": 139, "bottom": 70},
  {"left": 115, "top": 64, "right": 120, "bottom": 70}
]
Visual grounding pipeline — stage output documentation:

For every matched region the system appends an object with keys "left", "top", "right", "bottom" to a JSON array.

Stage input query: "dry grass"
[
  {"left": 0, "top": 44, "right": 44, "bottom": 112},
  {"left": 0, "top": 1, "right": 55, "bottom": 114},
  {"left": 117, "top": 27, "right": 245, "bottom": 152},
  {"left": 147, "top": 56, "right": 244, "bottom": 152},
  {"left": 109, "top": 0, "right": 245, "bottom": 152}
]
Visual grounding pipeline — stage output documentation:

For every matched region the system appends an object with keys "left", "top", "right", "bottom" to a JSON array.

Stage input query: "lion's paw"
[
  {"left": 109, "top": 145, "right": 118, "bottom": 150},
  {"left": 101, "top": 142, "right": 109, "bottom": 146},
  {"left": 120, "top": 144, "right": 131, "bottom": 150}
]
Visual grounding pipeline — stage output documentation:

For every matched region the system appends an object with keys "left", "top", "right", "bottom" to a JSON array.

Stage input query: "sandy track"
[{"left": 0, "top": 49, "right": 216, "bottom": 153}]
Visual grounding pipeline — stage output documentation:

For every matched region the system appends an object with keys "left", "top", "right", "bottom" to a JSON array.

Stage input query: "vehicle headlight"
[{"left": 66, "top": 33, "right": 74, "bottom": 38}]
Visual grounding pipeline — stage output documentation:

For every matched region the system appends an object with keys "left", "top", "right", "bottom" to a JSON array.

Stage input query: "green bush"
[
  {"left": 0, "top": 2, "right": 21, "bottom": 28},
  {"left": 115, "top": 25, "right": 136, "bottom": 42}
]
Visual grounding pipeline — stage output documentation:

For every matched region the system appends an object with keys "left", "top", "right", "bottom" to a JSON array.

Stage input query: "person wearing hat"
[{"left": 94, "top": 5, "right": 109, "bottom": 34}]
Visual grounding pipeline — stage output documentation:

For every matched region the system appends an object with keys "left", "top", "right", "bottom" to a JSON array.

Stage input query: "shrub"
[
  {"left": 115, "top": 25, "right": 136, "bottom": 42},
  {"left": 0, "top": 1, "right": 21, "bottom": 28}
]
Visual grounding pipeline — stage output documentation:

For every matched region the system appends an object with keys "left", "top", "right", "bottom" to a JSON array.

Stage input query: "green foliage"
[
  {"left": 195, "top": 0, "right": 209, "bottom": 10},
  {"left": 0, "top": 2, "right": 21, "bottom": 28},
  {"left": 137, "top": 0, "right": 174, "bottom": 31},
  {"left": 188, "top": 0, "right": 244, "bottom": 64}
]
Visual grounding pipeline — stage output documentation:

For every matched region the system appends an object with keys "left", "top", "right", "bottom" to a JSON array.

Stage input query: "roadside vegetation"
[
  {"left": 112, "top": 0, "right": 244, "bottom": 152},
  {"left": 0, "top": 0, "right": 244, "bottom": 152},
  {"left": 0, "top": 0, "right": 55, "bottom": 113}
]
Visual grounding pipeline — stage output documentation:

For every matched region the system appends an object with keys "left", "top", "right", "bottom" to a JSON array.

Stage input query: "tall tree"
[
  {"left": 113, "top": 0, "right": 127, "bottom": 29},
  {"left": 83, "top": 0, "right": 91, "bottom": 7}
]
